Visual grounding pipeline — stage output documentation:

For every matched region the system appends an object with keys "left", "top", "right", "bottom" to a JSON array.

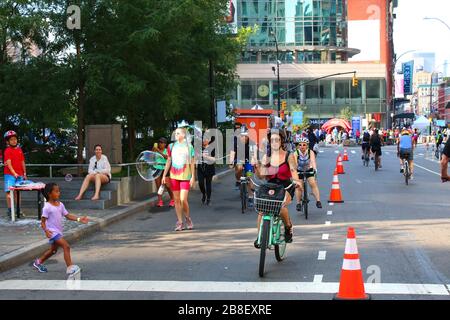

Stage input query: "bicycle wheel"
[
  {"left": 404, "top": 161, "right": 409, "bottom": 185},
  {"left": 259, "top": 219, "right": 270, "bottom": 277},
  {"left": 275, "top": 222, "right": 287, "bottom": 262},
  {"left": 304, "top": 183, "right": 309, "bottom": 220},
  {"left": 240, "top": 183, "right": 247, "bottom": 214}
]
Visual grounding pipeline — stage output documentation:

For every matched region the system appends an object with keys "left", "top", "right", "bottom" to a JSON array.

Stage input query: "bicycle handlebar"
[{"left": 250, "top": 178, "right": 296, "bottom": 191}]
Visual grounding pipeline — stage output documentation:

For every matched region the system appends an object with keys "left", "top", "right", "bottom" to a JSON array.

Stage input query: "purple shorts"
[{"left": 49, "top": 233, "right": 63, "bottom": 244}]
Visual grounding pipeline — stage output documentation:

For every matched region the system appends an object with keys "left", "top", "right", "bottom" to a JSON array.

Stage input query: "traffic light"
[
  {"left": 281, "top": 100, "right": 287, "bottom": 110},
  {"left": 352, "top": 76, "right": 359, "bottom": 87}
]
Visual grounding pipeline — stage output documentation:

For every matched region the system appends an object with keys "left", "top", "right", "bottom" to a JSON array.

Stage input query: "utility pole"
[
  {"left": 209, "top": 59, "right": 216, "bottom": 128},
  {"left": 270, "top": 28, "right": 281, "bottom": 114}
]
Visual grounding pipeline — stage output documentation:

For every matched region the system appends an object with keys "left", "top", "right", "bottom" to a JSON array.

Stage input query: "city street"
[{"left": 1, "top": 145, "right": 449, "bottom": 300}]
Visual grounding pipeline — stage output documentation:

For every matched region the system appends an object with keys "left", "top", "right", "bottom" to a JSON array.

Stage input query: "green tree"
[{"left": 339, "top": 106, "right": 353, "bottom": 121}]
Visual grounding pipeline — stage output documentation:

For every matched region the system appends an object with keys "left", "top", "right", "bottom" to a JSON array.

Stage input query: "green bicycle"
[{"left": 252, "top": 179, "right": 295, "bottom": 277}]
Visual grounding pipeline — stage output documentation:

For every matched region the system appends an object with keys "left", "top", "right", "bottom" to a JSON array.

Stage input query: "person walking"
[
  {"left": 33, "top": 183, "right": 88, "bottom": 274},
  {"left": 197, "top": 134, "right": 215, "bottom": 205},
  {"left": 162, "top": 126, "right": 196, "bottom": 231}
]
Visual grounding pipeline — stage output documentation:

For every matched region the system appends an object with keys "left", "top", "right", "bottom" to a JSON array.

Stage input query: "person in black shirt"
[
  {"left": 370, "top": 129, "right": 383, "bottom": 168},
  {"left": 307, "top": 128, "right": 319, "bottom": 155},
  {"left": 197, "top": 135, "right": 216, "bottom": 205},
  {"left": 361, "top": 130, "right": 371, "bottom": 159}
]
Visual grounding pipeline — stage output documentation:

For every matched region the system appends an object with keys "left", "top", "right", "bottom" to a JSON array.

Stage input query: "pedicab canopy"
[
  {"left": 321, "top": 118, "right": 352, "bottom": 133},
  {"left": 234, "top": 108, "right": 274, "bottom": 147}
]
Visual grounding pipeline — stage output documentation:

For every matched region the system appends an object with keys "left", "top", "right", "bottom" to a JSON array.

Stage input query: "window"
[
  {"left": 335, "top": 80, "right": 350, "bottom": 99},
  {"left": 366, "top": 80, "right": 381, "bottom": 99},
  {"left": 351, "top": 82, "right": 362, "bottom": 99},
  {"left": 241, "top": 81, "right": 254, "bottom": 100},
  {"left": 305, "top": 81, "right": 319, "bottom": 99}
]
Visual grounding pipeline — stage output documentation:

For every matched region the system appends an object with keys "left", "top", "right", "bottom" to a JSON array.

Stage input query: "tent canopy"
[
  {"left": 412, "top": 115, "right": 430, "bottom": 130},
  {"left": 321, "top": 118, "right": 352, "bottom": 133}
]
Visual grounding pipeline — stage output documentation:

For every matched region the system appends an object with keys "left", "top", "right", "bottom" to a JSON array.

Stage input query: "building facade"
[
  {"left": 230, "top": 0, "right": 396, "bottom": 129},
  {"left": 438, "top": 80, "right": 450, "bottom": 124}
]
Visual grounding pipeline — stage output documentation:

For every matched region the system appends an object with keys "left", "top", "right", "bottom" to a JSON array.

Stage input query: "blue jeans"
[{"left": 4, "top": 174, "right": 24, "bottom": 193}]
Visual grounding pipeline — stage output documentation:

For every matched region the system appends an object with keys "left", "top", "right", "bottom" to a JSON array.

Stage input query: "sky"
[{"left": 394, "top": 0, "right": 450, "bottom": 74}]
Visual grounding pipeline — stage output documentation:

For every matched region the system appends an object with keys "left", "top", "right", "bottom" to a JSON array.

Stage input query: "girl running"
[
  {"left": 162, "top": 127, "right": 196, "bottom": 231},
  {"left": 33, "top": 183, "right": 88, "bottom": 275}
]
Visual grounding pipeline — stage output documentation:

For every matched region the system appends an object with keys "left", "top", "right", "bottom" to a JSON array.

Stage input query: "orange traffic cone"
[
  {"left": 343, "top": 149, "right": 349, "bottom": 161},
  {"left": 328, "top": 169, "right": 344, "bottom": 203},
  {"left": 336, "top": 154, "right": 345, "bottom": 174},
  {"left": 334, "top": 227, "right": 370, "bottom": 300}
]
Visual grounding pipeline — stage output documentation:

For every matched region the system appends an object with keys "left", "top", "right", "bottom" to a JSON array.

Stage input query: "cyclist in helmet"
[
  {"left": 294, "top": 137, "right": 322, "bottom": 212},
  {"left": 397, "top": 128, "right": 414, "bottom": 179},
  {"left": 229, "top": 124, "right": 257, "bottom": 207},
  {"left": 3, "top": 130, "right": 27, "bottom": 218},
  {"left": 361, "top": 129, "right": 371, "bottom": 160}
]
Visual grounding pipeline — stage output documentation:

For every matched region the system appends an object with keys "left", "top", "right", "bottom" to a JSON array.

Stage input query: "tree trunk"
[
  {"left": 127, "top": 107, "right": 136, "bottom": 162},
  {"left": 75, "top": 33, "right": 85, "bottom": 176}
]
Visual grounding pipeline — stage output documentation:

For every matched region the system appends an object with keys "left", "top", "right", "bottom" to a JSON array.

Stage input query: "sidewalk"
[{"left": 0, "top": 169, "right": 232, "bottom": 273}]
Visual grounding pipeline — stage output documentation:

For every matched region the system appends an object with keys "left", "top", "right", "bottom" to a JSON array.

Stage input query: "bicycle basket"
[{"left": 254, "top": 183, "right": 286, "bottom": 216}]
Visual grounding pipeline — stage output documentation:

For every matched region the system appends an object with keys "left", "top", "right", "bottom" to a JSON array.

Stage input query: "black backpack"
[
  {"left": 255, "top": 182, "right": 286, "bottom": 202},
  {"left": 363, "top": 132, "right": 370, "bottom": 142}
]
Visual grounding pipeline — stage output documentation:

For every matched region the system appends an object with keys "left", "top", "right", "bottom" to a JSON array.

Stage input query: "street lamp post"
[
  {"left": 391, "top": 50, "right": 416, "bottom": 129},
  {"left": 270, "top": 29, "right": 281, "bottom": 114},
  {"left": 424, "top": 17, "right": 450, "bottom": 32}
]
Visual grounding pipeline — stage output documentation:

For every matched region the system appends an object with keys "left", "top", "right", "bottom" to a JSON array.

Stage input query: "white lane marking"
[
  {"left": 334, "top": 150, "right": 339, "bottom": 154},
  {"left": 325, "top": 221, "right": 331, "bottom": 225},
  {"left": 313, "top": 275, "right": 323, "bottom": 283},
  {"left": 355, "top": 179, "right": 362, "bottom": 184},
  {"left": 322, "top": 234, "right": 329, "bottom": 240},
  {"left": 318, "top": 251, "right": 327, "bottom": 260},
  {"left": 351, "top": 150, "right": 356, "bottom": 154},
  {"left": 0, "top": 280, "right": 448, "bottom": 296},
  {"left": 319, "top": 150, "right": 324, "bottom": 153},
  {"left": 329, "top": 203, "right": 334, "bottom": 206},
  {"left": 327, "top": 210, "right": 333, "bottom": 215},
  {"left": 418, "top": 153, "right": 424, "bottom": 156},
  {"left": 386, "top": 152, "right": 390, "bottom": 155},
  {"left": 414, "top": 164, "right": 440, "bottom": 176}
]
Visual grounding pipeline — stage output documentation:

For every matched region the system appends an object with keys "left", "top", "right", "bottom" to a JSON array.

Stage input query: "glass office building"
[
  {"left": 231, "top": 0, "right": 394, "bottom": 126},
  {"left": 238, "top": 0, "right": 359, "bottom": 64}
]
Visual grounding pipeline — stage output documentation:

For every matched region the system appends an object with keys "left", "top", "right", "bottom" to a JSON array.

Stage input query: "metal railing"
[{"left": 0, "top": 162, "right": 140, "bottom": 178}]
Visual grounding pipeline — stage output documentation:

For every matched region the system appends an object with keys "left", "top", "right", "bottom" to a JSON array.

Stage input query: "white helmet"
[{"left": 298, "top": 137, "right": 309, "bottom": 145}]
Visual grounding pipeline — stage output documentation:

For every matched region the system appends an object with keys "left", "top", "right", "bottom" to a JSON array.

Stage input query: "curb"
[{"left": 0, "top": 169, "right": 232, "bottom": 273}]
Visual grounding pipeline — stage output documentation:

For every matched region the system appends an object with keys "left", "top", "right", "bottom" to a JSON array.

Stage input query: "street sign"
[
  {"left": 216, "top": 101, "right": 227, "bottom": 123},
  {"left": 351, "top": 116, "right": 361, "bottom": 137}
]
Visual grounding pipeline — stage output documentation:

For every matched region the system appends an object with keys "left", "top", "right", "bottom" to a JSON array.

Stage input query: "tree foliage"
[{"left": 0, "top": 0, "right": 248, "bottom": 162}]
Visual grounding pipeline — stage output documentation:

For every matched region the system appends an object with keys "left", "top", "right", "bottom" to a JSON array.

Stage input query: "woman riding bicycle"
[
  {"left": 294, "top": 137, "right": 322, "bottom": 212},
  {"left": 253, "top": 129, "right": 301, "bottom": 247}
]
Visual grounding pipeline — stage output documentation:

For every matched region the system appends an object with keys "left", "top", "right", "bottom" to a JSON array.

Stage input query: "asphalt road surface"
[{"left": 1, "top": 144, "right": 449, "bottom": 300}]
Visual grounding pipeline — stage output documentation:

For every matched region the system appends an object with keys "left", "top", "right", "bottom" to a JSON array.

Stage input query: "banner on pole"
[{"left": 402, "top": 61, "right": 414, "bottom": 95}]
